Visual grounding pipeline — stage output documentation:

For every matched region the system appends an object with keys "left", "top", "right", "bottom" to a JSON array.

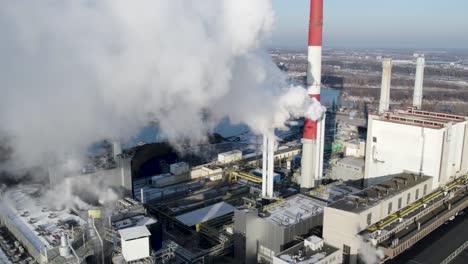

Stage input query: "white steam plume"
[
  {"left": 0, "top": 0, "right": 324, "bottom": 170},
  {"left": 358, "top": 236, "right": 385, "bottom": 264}
]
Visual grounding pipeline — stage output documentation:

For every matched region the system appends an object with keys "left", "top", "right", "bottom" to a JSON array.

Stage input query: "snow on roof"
[
  {"left": 0, "top": 186, "right": 87, "bottom": 251},
  {"left": 175, "top": 202, "right": 235, "bottom": 227},
  {"left": 118, "top": 226, "right": 151, "bottom": 241},
  {"left": 114, "top": 215, "right": 157, "bottom": 230}
]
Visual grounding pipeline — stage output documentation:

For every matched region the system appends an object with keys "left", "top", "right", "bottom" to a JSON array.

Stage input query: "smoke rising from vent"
[
  {"left": 358, "top": 237, "right": 384, "bottom": 264},
  {"left": 0, "top": 0, "right": 324, "bottom": 171}
]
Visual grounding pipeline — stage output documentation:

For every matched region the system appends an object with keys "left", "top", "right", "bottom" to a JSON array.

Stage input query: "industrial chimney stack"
[
  {"left": 301, "top": 0, "right": 324, "bottom": 190},
  {"left": 262, "top": 133, "right": 275, "bottom": 198},
  {"left": 413, "top": 56, "right": 425, "bottom": 109},
  {"left": 379, "top": 58, "right": 393, "bottom": 113}
]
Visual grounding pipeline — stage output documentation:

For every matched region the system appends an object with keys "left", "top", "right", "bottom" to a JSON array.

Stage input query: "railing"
[
  {"left": 376, "top": 183, "right": 467, "bottom": 243},
  {"left": 368, "top": 176, "right": 467, "bottom": 234},
  {"left": 440, "top": 240, "right": 468, "bottom": 264}
]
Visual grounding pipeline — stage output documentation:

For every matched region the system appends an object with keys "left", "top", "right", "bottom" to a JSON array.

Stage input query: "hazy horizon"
[{"left": 270, "top": 0, "right": 468, "bottom": 51}]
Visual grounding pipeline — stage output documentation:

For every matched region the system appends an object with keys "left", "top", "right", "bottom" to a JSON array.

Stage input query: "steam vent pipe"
[{"left": 301, "top": 0, "right": 324, "bottom": 190}]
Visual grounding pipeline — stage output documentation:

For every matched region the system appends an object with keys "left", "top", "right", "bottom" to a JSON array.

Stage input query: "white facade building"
[
  {"left": 170, "top": 162, "right": 189, "bottom": 175},
  {"left": 119, "top": 226, "right": 151, "bottom": 262},
  {"left": 218, "top": 150, "right": 242, "bottom": 164},
  {"left": 323, "top": 173, "right": 433, "bottom": 264},
  {"left": 344, "top": 140, "right": 366, "bottom": 158},
  {"left": 365, "top": 108, "right": 468, "bottom": 189},
  {"left": 273, "top": 236, "right": 341, "bottom": 264}
]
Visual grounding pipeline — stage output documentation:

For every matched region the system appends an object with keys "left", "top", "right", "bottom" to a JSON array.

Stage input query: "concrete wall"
[
  {"left": 234, "top": 208, "right": 323, "bottom": 264},
  {"left": 273, "top": 248, "right": 341, "bottom": 264},
  {"left": 332, "top": 159, "right": 364, "bottom": 182},
  {"left": 441, "top": 122, "right": 467, "bottom": 183},
  {"left": 461, "top": 123, "right": 468, "bottom": 175},
  {"left": 121, "top": 236, "right": 150, "bottom": 262},
  {"left": 323, "top": 177, "right": 432, "bottom": 264},
  {"left": 365, "top": 116, "right": 449, "bottom": 189},
  {"left": 323, "top": 207, "right": 360, "bottom": 263}
]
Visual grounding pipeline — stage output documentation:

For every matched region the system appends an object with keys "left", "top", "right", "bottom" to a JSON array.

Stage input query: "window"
[
  {"left": 388, "top": 202, "right": 393, "bottom": 215},
  {"left": 407, "top": 193, "right": 411, "bottom": 204},
  {"left": 415, "top": 189, "right": 419, "bottom": 200},
  {"left": 259, "top": 245, "right": 272, "bottom": 258},
  {"left": 343, "top": 245, "right": 350, "bottom": 254},
  {"left": 367, "top": 213, "right": 372, "bottom": 225},
  {"left": 423, "top": 184, "right": 427, "bottom": 196},
  {"left": 373, "top": 137, "right": 377, "bottom": 143},
  {"left": 343, "top": 245, "right": 351, "bottom": 264},
  {"left": 398, "top": 197, "right": 402, "bottom": 209}
]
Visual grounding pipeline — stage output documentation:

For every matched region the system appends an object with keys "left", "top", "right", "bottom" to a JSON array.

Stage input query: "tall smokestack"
[
  {"left": 267, "top": 134, "right": 275, "bottom": 197},
  {"left": 262, "top": 133, "right": 275, "bottom": 198},
  {"left": 262, "top": 135, "right": 268, "bottom": 198},
  {"left": 379, "top": 58, "right": 393, "bottom": 113},
  {"left": 413, "top": 56, "right": 425, "bottom": 109},
  {"left": 301, "top": 0, "right": 324, "bottom": 190}
]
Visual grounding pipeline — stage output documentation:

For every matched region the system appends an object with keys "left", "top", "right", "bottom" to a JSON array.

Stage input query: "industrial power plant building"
[
  {"left": 234, "top": 194, "right": 326, "bottom": 264},
  {"left": 323, "top": 173, "right": 433, "bottom": 264},
  {"left": 364, "top": 108, "right": 468, "bottom": 189}
]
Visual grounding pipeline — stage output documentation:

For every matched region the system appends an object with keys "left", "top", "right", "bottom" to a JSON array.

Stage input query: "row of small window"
[
  {"left": 259, "top": 245, "right": 275, "bottom": 258},
  {"left": 367, "top": 184, "right": 428, "bottom": 225}
]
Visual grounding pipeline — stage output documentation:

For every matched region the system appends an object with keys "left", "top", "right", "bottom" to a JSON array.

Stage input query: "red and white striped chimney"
[{"left": 301, "top": 0, "right": 324, "bottom": 190}]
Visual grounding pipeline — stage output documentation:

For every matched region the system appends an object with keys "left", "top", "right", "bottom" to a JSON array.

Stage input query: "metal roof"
[
  {"left": 275, "top": 240, "right": 338, "bottom": 263},
  {"left": 337, "top": 157, "right": 365, "bottom": 168},
  {"left": 329, "top": 173, "right": 432, "bottom": 213},
  {"left": 118, "top": 226, "right": 151, "bottom": 241},
  {"left": 376, "top": 108, "right": 467, "bottom": 129},
  {"left": 0, "top": 186, "right": 87, "bottom": 251},
  {"left": 263, "top": 194, "right": 324, "bottom": 227},
  {"left": 175, "top": 202, "right": 235, "bottom": 227}
]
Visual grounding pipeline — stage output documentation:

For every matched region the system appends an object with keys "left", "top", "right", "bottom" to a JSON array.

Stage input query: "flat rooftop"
[
  {"left": 329, "top": 173, "right": 432, "bottom": 213},
  {"left": 309, "top": 182, "right": 361, "bottom": 203},
  {"left": 118, "top": 225, "right": 151, "bottom": 241},
  {"left": 114, "top": 214, "right": 156, "bottom": 230},
  {"left": 263, "top": 194, "right": 324, "bottom": 227},
  {"left": 0, "top": 185, "right": 87, "bottom": 252},
  {"left": 375, "top": 108, "right": 467, "bottom": 129},
  {"left": 175, "top": 201, "right": 235, "bottom": 227},
  {"left": 275, "top": 240, "right": 339, "bottom": 264},
  {"left": 337, "top": 157, "right": 365, "bottom": 168}
]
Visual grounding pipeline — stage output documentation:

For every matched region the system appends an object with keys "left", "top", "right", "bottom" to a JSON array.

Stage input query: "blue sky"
[{"left": 270, "top": 0, "right": 468, "bottom": 50}]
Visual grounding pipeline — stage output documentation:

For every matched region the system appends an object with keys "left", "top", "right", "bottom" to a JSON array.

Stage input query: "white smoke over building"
[
  {"left": 358, "top": 236, "right": 385, "bottom": 264},
  {"left": 0, "top": 1, "right": 323, "bottom": 172}
]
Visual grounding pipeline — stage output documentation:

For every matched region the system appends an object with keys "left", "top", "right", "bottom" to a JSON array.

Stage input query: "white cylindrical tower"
[
  {"left": 413, "top": 56, "right": 425, "bottom": 109},
  {"left": 379, "top": 58, "right": 393, "bottom": 113},
  {"left": 267, "top": 134, "right": 275, "bottom": 198},
  {"left": 59, "top": 232, "right": 71, "bottom": 258},
  {"left": 262, "top": 135, "right": 268, "bottom": 198}
]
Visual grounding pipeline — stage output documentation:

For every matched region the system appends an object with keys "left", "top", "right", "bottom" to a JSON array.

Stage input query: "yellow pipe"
[{"left": 367, "top": 177, "right": 465, "bottom": 232}]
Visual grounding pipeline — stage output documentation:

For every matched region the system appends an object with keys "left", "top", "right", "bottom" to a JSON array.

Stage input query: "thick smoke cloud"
[{"left": 0, "top": 0, "right": 324, "bottom": 170}]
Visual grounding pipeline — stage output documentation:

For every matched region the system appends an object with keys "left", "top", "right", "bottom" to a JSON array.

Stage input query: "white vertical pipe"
[
  {"left": 318, "top": 113, "right": 326, "bottom": 181},
  {"left": 413, "top": 56, "right": 425, "bottom": 109},
  {"left": 267, "top": 133, "right": 275, "bottom": 198},
  {"left": 262, "top": 135, "right": 268, "bottom": 197},
  {"left": 92, "top": 217, "right": 105, "bottom": 264},
  {"left": 379, "top": 58, "right": 393, "bottom": 113}
]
